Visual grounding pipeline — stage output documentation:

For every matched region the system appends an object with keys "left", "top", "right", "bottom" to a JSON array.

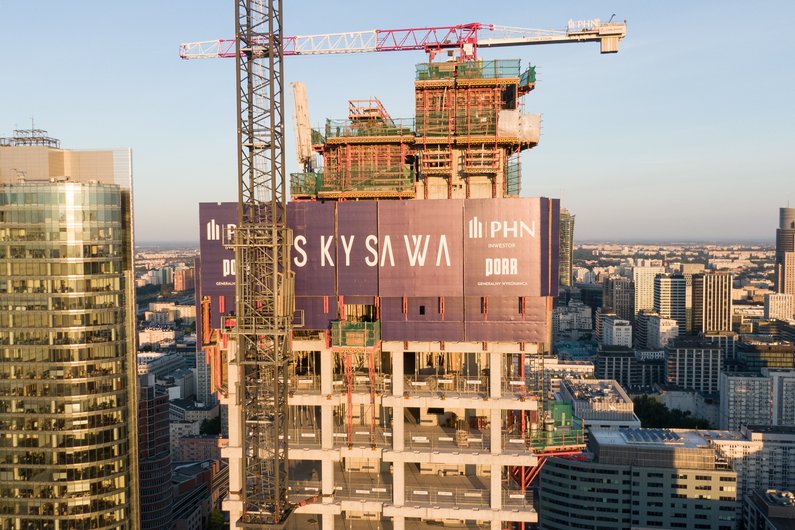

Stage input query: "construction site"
[{"left": 187, "top": 4, "right": 626, "bottom": 530}]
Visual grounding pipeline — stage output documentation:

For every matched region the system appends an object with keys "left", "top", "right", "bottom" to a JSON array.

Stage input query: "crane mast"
[{"left": 230, "top": 0, "right": 293, "bottom": 527}]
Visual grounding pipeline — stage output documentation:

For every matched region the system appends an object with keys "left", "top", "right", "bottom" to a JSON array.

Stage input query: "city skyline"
[{"left": 2, "top": 1, "right": 793, "bottom": 241}]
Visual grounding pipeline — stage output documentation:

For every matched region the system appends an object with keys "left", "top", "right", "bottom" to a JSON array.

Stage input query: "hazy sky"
[{"left": 1, "top": 1, "right": 792, "bottom": 242}]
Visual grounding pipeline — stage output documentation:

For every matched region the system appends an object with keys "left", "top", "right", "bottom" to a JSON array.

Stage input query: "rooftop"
[{"left": 591, "top": 428, "right": 743, "bottom": 449}]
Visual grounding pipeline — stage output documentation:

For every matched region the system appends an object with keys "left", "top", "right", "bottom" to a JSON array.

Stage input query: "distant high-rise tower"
[
  {"left": 0, "top": 130, "right": 139, "bottom": 528},
  {"left": 603, "top": 275, "right": 633, "bottom": 321},
  {"left": 693, "top": 272, "right": 734, "bottom": 333},
  {"left": 677, "top": 263, "right": 705, "bottom": 332},
  {"left": 559, "top": 208, "right": 575, "bottom": 287},
  {"left": 776, "top": 207, "right": 795, "bottom": 299},
  {"left": 632, "top": 265, "right": 665, "bottom": 318},
  {"left": 654, "top": 274, "right": 686, "bottom": 331},
  {"left": 138, "top": 375, "right": 173, "bottom": 529}
]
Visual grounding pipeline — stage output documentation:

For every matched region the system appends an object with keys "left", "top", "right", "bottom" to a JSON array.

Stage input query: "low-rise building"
[
  {"left": 765, "top": 293, "right": 795, "bottom": 321},
  {"left": 539, "top": 428, "right": 739, "bottom": 530},
  {"left": 666, "top": 337, "right": 722, "bottom": 394},
  {"left": 744, "top": 489, "right": 795, "bottom": 530},
  {"left": 594, "top": 346, "right": 665, "bottom": 391},
  {"left": 720, "top": 372, "right": 774, "bottom": 430},
  {"left": 176, "top": 435, "right": 227, "bottom": 463},
  {"left": 559, "top": 378, "right": 640, "bottom": 431},
  {"left": 603, "top": 317, "right": 632, "bottom": 347}
]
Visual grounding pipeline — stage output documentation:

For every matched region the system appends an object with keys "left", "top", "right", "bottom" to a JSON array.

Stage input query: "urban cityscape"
[{"left": 1, "top": 2, "right": 793, "bottom": 530}]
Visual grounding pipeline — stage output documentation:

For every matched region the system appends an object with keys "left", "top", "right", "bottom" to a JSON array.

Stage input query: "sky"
[{"left": 1, "top": 1, "right": 793, "bottom": 243}]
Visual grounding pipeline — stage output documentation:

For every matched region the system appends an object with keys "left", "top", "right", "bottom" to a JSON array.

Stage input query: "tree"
[
  {"left": 633, "top": 394, "right": 711, "bottom": 429},
  {"left": 207, "top": 508, "right": 226, "bottom": 530},
  {"left": 200, "top": 415, "right": 222, "bottom": 435}
]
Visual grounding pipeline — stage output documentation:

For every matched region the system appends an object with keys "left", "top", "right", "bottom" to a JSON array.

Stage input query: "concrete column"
[
  {"left": 320, "top": 348, "right": 333, "bottom": 396},
  {"left": 321, "top": 513, "right": 334, "bottom": 530},
  {"left": 393, "top": 516, "right": 406, "bottom": 530},
  {"left": 321, "top": 404, "right": 333, "bottom": 450},
  {"left": 392, "top": 405, "right": 404, "bottom": 451},
  {"left": 321, "top": 459, "right": 334, "bottom": 504},
  {"left": 489, "top": 350, "right": 502, "bottom": 399},
  {"left": 490, "top": 464, "right": 502, "bottom": 510},
  {"left": 393, "top": 349, "right": 404, "bottom": 396},
  {"left": 393, "top": 462, "right": 405, "bottom": 506},
  {"left": 490, "top": 408, "right": 501, "bottom": 454}
]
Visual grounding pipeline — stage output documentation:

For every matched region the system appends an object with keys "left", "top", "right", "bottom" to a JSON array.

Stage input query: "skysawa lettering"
[{"left": 292, "top": 234, "right": 452, "bottom": 268}]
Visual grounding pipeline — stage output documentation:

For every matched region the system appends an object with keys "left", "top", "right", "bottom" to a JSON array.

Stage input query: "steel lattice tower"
[{"left": 232, "top": 0, "right": 294, "bottom": 527}]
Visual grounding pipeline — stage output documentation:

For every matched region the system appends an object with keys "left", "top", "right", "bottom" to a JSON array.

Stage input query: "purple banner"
[
  {"left": 198, "top": 202, "right": 237, "bottom": 299},
  {"left": 463, "top": 198, "right": 544, "bottom": 297},
  {"left": 337, "top": 202, "right": 379, "bottom": 295},
  {"left": 288, "top": 201, "right": 336, "bottom": 296},
  {"left": 377, "top": 200, "right": 464, "bottom": 297}
]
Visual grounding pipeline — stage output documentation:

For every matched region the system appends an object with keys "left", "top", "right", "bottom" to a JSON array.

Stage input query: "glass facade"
[{"left": 0, "top": 148, "right": 138, "bottom": 529}]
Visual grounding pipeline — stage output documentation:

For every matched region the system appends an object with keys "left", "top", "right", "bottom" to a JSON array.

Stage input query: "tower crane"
[
  {"left": 183, "top": 6, "right": 625, "bottom": 529},
  {"left": 181, "top": 19, "right": 627, "bottom": 60}
]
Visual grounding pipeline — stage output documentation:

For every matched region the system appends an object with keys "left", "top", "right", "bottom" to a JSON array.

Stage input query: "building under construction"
[{"left": 198, "top": 53, "right": 586, "bottom": 530}]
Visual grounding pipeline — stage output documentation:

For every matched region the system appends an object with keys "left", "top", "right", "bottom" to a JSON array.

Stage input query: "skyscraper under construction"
[
  {"left": 200, "top": 55, "right": 585, "bottom": 530},
  {"left": 0, "top": 130, "right": 139, "bottom": 529}
]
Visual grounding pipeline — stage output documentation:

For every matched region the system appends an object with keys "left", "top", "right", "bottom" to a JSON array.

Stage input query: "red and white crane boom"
[{"left": 180, "top": 19, "right": 627, "bottom": 60}]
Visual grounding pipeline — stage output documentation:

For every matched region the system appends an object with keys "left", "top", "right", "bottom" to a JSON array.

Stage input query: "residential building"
[
  {"left": 195, "top": 350, "right": 215, "bottom": 405},
  {"left": 711, "top": 425, "right": 795, "bottom": 514},
  {"left": 693, "top": 272, "right": 734, "bottom": 333},
  {"left": 539, "top": 428, "right": 739, "bottom": 530},
  {"left": 594, "top": 346, "right": 665, "bottom": 391},
  {"left": 647, "top": 314, "right": 679, "bottom": 349},
  {"left": 594, "top": 307, "right": 615, "bottom": 343},
  {"left": 603, "top": 274, "right": 633, "bottom": 321},
  {"left": 633, "top": 309, "right": 656, "bottom": 349},
  {"left": 765, "top": 293, "right": 795, "bottom": 321},
  {"left": 744, "top": 489, "right": 795, "bottom": 530},
  {"left": 654, "top": 273, "right": 687, "bottom": 330},
  {"left": 138, "top": 375, "right": 173, "bottom": 530},
  {"left": 176, "top": 435, "right": 226, "bottom": 463},
  {"left": 174, "top": 266, "right": 195, "bottom": 292},
  {"left": 138, "top": 327, "right": 178, "bottom": 348},
  {"left": 552, "top": 299, "right": 592, "bottom": 338},
  {"left": 603, "top": 317, "right": 632, "bottom": 347},
  {"left": 170, "top": 421, "right": 201, "bottom": 459},
  {"left": 137, "top": 351, "right": 185, "bottom": 378},
  {"left": 679, "top": 262, "right": 706, "bottom": 332},
  {"left": 719, "top": 369, "right": 795, "bottom": 430},
  {"left": 666, "top": 338, "right": 722, "bottom": 394},
  {"left": 719, "top": 373, "right": 774, "bottom": 430},
  {"left": 559, "top": 208, "right": 575, "bottom": 287},
  {"left": 631, "top": 265, "right": 665, "bottom": 317},
  {"left": 776, "top": 207, "right": 795, "bottom": 298},
  {"left": 169, "top": 399, "right": 219, "bottom": 424},
  {"left": 0, "top": 131, "right": 139, "bottom": 528}
]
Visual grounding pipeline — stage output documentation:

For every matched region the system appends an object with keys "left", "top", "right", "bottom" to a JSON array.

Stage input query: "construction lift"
[{"left": 183, "top": 4, "right": 626, "bottom": 528}]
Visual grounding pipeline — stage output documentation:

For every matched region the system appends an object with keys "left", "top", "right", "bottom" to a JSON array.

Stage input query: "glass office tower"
[{"left": 0, "top": 132, "right": 139, "bottom": 529}]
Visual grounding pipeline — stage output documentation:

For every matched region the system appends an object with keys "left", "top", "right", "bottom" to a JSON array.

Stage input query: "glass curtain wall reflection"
[{"left": 0, "top": 144, "right": 138, "bottom": 530}]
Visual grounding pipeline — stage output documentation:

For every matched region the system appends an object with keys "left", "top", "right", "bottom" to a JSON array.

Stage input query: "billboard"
[
  {"left": 288, "top": 197, "right": 555, "bottom": 298},
  {"left": 198, "top": 202, "right": 237, "bottom": 300}
]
